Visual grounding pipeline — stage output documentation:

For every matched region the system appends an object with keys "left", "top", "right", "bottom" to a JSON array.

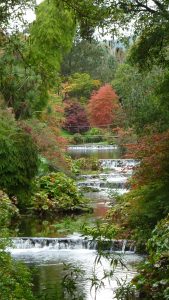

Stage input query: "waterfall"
[
  {"left": 77, "top": 172, "right": 128, "bottom": 195},
  {"left": 99, "top": 159, "right": 139, "bottom": 170},
  {"left": 68, "top": 144, "right": 118, "bottom": 151},
  {"left": 8, "top": 237, "right": 136, "bottom": 253}
]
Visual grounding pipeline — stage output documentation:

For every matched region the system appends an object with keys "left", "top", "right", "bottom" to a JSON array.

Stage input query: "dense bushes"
[
  {"left": 31, "top": 172, "right": 89, "bottom": 213},
  {"left": 72, "top": 128, "right": 118, "bottom": 144},
  {"left": 0, "top": 110, "right": 38, "bottom": 207},
  {"left": 0, "top": 191, "right": 35, "bottom": 300},
  {"left": 108, "top": 131, "right": 169, "bottom": 244},
  {"left": 71, "top": 158, "right": 99, "bottom": 175},
  {"left": 132, "top": 215, "right": 169, "bottom": 300},
  {"left": 0, "top": 190, "right": 18, "bottom": 233}
]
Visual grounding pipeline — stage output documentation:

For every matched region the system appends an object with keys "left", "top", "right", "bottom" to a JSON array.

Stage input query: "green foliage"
[
  {"left": 62, "top": 263, "right": 86, "bottom": 300},
  {"left": 0, "top": 110, "right": 38, "bottom": 206},
  {"left": 0, "top": 0, "right": 76, "bottom": 119},
  {"left": 64, "top": 72, "right": 101, "bottom": 101},
  {"left": 73, "top": 133, "right": 85, "bottom": 144},
  {"left": 0, "top": 191, "right": 35, "bottom": 300},
  {"left": 84, "top": 128, "right": 104, "bottom": 143},
  {"left": 132, "top": 215, "right": 169, "bottom": 300},
  {"left": 0, "top": 34, "right": 49, "bottom": 119},
  {"left": 53, "top": 215, "right": 93, "bottom": 235},
  {"left": 129, "top": 22, "right": 169, "bottom": 69},
  {"left": 113, "top": 64, "right": 163, "bottom": 132},
  {"left": 83, "top": 221, "right": 119, "bottom": 240},
  {"left": 29, "top": 0, "right": 76, "bottom": 85},
  {"left": 62, "top": 39, "right": 117, "bottom": 82},
  {"left": 0, "top": 252, "right": 35, "bottom": 300},
  {"left": 147, "top": 215, "right": 169, "bottom": 257},
  {"left": 71, "top": 157, "right": 99, "bottom": 175},
  {"left": 0, "top": 190, "right": 19, "bottom": 238},
  {"left": 0, "top": 0, "right": 33, "bottom": 29},
  {"left": 126, "top": 183, "right": 169, "bottom": 239},
  {"left": 31, "top": 172, "right": 89, "bottom": 213}
]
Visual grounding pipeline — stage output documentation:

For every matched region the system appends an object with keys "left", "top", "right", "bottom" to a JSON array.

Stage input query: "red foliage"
[
  {"left": 64, "top": 100, "right": 89, "bottom": 133},
  {"left": 88, "top": 84, "right": 120, "bottom": 128},
  {"left": 126, "top": 130, "right": 169, "bottom": 188}
]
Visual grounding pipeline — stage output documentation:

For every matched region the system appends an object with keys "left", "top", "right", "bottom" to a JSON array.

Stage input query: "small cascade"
[
  {"left": 78, "top": 173, "right": 129, "bottom": 181},
  {"left": 68, "top": 144, "right": 118, "bottom": 151},
  {"left": 77, "top": 179, "right": 104, "bottom": 189},
  {"left": 8, "top": 237, "right": 136, "bottom": 253},
  {"left": 77, "top": 173, "right": 128, "bottom": 194},
  {"left": 99, "top": 159, "right": 139, "bottom": 171},
  {"left": 78, "top": 180, "right": 127, "bottom": 190}
]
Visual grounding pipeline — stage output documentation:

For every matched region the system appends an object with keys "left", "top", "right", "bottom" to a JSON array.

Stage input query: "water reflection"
[
  {"left": 68, "top": 146, "right": 120, "bottom": 160},
  {"left": 14, "top": 214, "right": 95, "bottom": 237},
  {"left": 12, "top": 249, "right": 142, "bottom": 300}
]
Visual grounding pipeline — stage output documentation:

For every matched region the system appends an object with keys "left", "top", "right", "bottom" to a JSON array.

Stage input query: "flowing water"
[{"left": 9, "top": 143, "right": 141, "bottom": 300}]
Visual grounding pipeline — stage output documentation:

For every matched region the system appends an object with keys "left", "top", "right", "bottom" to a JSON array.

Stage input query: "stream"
[{"left": 9, "top": 144, "right": 142, "bottom": 300}]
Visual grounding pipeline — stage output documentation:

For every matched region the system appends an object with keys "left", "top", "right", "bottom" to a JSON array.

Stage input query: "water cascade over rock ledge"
[
  {"left": 68, "top": 144, "right": 118, "bottom": 151},
  {"left": 8, "top": 237, "right": 136, "bottom": 253},
  {"left": 99, "top": 159, "right": 139, "bottom": 171}
]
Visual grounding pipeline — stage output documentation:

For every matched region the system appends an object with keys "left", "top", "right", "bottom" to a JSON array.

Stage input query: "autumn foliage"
[
  {"left": 64, "top": 100, "right": 89, "bottom": 133},
  {"left": 118, "top": 131, "right": 169, "bottom": 236},
  {"left": 88, "top": 84, "right": 120, "bottom": 128},
  {"left": 126, "top": 131, "right": 169, "bottom": 188}
]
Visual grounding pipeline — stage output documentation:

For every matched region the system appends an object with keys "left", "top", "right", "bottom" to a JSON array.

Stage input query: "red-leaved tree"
[
  {"left": 64, "top": 100, "right": 89, "bottom": 133},
  {"left": 88, "top": 84, "right": 120, "bottom": 128}
]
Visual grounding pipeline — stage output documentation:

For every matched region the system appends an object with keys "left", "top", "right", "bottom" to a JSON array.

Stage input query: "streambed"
[{"left": 9, "top": 144, "right": 141, "bottom": 300}]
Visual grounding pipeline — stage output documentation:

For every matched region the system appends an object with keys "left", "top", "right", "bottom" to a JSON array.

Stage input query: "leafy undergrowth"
[
  {"left": 132, "top": 215, "right": 169, "bottom": 300},
  {"left": 114, "top": 215, "right": 169, "bottom": 300},
  {"left": 31, "top": 172, "right": 91, "bottom": 215},
  {"left": 0, "top": 190, "right": 35, "bottom": 300},
  {"left": 71, "top": 157, "right": 100, "bottom": 175}
]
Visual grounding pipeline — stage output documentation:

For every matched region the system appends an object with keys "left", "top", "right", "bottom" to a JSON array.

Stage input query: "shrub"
[
  {"left": 0, "top": 110, "right": 38, "bottom": 207},
  {"left": 71, "top": 158, "right": 100, "bottom": 175},
  {"left": 73, "top": 133, "right": 84, "bottom": 144},
  {"left": 83, "top": 128, "right": 103, "bottom": 143},
  {"left": 0, "top": 191, "right": 35, "bottom": 300},
  {"left": 31, "top": 172, "right": 88, "bottom": 213},
  {"left": 132, "top": 215, "right": 169, "bottom": 300}
]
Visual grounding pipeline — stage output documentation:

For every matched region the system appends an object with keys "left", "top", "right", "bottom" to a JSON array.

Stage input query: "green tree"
[
  {"left": 0, "top": 34, "right": 48, "bottom": 119},
  {"left": 0, "top": 110, "right": 38, "bottom": 207},
  {"left": 113, "top": 64, "right": 164, "bottom": 132},
  {"left": 64, "top": 72, "right": 101, "bottom": 101},
  {"left": 62, "top": 39, "right": 117, "bottom": 82},
  {"left": 0, "top": 0, "right": 34, "bottom": 29},
  {"left": 0, "top": 0, "right": 76, "bottom": 119},
  {"left": 29, "top": 0, "right": 76, "bottom": 85}
]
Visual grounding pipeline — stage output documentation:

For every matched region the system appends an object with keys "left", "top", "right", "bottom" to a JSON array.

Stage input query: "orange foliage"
[{"left": 88, "top": 84, "right": 120, "bottom": 128}]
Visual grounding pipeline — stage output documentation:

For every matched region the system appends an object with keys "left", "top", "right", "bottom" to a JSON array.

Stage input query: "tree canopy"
[{"left": 62, "top": 39, "right": 117, "bottom": 82}]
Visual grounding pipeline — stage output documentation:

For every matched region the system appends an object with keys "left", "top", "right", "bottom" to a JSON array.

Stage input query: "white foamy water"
[
  {"left": 9, "top": 238, "right": 142, "bottom": 300},
  {"left": 68, "top": 144, "right": 118, "bottom": 151}
]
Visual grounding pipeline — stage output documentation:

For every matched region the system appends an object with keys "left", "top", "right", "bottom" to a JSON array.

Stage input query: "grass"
[{"left": 60, "top": 129, "right": 73, "bottom": 138}]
